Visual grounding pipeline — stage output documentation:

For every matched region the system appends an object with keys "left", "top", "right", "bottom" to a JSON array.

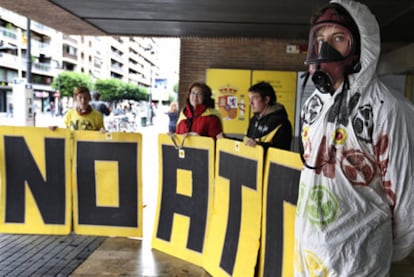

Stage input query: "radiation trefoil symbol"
[
  {"left": 303, "top": 250, "right": 329, "bottom": 277},
  {"left": 306, "top": 185, "right": 339, "bottom": 228},
  {"left": 295, "top": 241, "right": 329, "bottom": 277}
]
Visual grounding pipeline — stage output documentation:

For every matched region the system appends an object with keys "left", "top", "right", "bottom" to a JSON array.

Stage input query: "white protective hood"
[
  {"left": 331, "top": 0, "right": 380, "bottom": 90},
  {"left": 295, "top": 0, "right": 414, "bottom": 276}
]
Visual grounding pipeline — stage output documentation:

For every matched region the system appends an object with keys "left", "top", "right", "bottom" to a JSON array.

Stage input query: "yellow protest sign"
[
  {"left": 204, "top": 138, "right": 263, "bottom": 277},
  {"left": 259, "top": 148, "right": 302, "bottom": 277},
  {"left": 152, "top": 134, "right": 215, "bottom": 267},
  {"left": 0, "top": 126, "right": 71, "bottom": 235},
  {"left": 72, "top": 131, "right": 142, "bottom": 237}
]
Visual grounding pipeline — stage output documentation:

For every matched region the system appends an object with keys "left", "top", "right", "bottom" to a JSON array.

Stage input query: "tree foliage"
[
  {"left": 51, "top": 72, "right": 149, "bottom": 102},
  {"left": 173, "top": 82, "right": 178, "bottom": 93},
  {"left": 94, "top": 78, "right": 122, "bottom": 100},
  {"left": 95, "top": 78, "right": 148, "bottom": 102},
  {"left": 51, "top": 71, "right": 94, "bottom": 97}
]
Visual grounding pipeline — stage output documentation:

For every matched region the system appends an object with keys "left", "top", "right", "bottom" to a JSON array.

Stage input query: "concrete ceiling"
[{"left": 0, "top": 0, "right": 413, "bottom": 53}]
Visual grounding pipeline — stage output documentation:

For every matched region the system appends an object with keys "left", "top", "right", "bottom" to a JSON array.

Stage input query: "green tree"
[
  {"left": 121, "top": 82, "right": 148, "bottom": 101},
  {"left": 169, "top": 81, "right": 179, "bottom": 102},
  {"left": 51, "top": 71, "right": 94, "bottom": 97},
  {"left": 173, "top": 82, "right": 178, "bottom": 93},
  {"left": 95, "top": 78, "right": 123, "bottom": 101},
  {"left": 95, "top": 78, "right": 148, "bottom": 102}
]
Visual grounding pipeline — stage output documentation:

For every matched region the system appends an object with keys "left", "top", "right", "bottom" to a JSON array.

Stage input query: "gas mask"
[
  {"left": 304, "top": 6, "right": 361, "bottom": 94},
  {"left": 299, "top": 4, "right": 361, "bottom": 169}
]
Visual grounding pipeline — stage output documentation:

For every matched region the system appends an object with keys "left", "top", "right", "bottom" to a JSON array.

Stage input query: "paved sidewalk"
[{"left": 0, "top": 234, "right": 104, "bottom": 276}]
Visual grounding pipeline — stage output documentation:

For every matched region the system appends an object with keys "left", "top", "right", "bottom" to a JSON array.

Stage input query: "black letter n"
[{"left": 5, "top": 136, "right": 66, "bottom": 224}]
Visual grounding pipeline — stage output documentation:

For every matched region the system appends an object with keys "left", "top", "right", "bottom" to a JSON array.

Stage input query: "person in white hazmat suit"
[{"left": 295, "top": 0, "right": 414, "bottom": 276}]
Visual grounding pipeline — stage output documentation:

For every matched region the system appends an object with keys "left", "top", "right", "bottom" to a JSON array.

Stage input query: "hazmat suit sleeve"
[{"left": 377, "top": 95, "right": 414, "bottom": 261}]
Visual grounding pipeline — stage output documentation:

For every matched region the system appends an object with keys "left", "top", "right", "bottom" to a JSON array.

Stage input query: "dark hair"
[
  {"left": 187, "top": 82, "right": 215, "bottom": 108},
  {"left": 248, "top": 81, "right": 276, "bottom": 105},
  {"left": 92, "top": 92, "right": 101, "bottom": 100}
]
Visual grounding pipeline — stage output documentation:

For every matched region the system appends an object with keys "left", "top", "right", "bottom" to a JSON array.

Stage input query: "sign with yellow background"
[
  {"left": 259, "top": 148, "right": 302, "bottom": 277},
  {"left": 0, "top": 126, "right": 303, "bottom": 277},
  {"left": 252, "top": 70, "right": 297, "bottom": 132},
  {"left": 152, "top": 134, "right": 215, "bottom": 267},
  {"left": 0, "top": 127, "right": 142, "bottom": 238},
  {"left": 206, "top": 69, "right": 252, "bottom": 135},
  {"left": 207, "top": 69, "right": 298, "bottom": 136},
  {"left": 72, "top": 131, "right": 143, "bottom": 238},
  {"left": 0, "top": 126, "right": 72, "bottom": 235},
  {"left": 204, "top": 138, "right": 263, "bottom": 277}
]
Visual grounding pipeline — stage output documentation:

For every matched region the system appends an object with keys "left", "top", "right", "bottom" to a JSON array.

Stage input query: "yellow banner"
[
  {"left": 0, "top": 126, "right": 305, "bottom": 276},
  {"left": 204, "top": 138, "right": 263, "bottom": 277},
  {"left": 0, "top": 126, "right": 72, "bottom": 235},
  {"left": 72, "top": 131, "right": 143, "bottom": 237},
  {"left": 152, "top": 133, "right": 215, "bottom": 267},
  {"left": 259, "top": 148, "right": 302, "bottom": 277}
]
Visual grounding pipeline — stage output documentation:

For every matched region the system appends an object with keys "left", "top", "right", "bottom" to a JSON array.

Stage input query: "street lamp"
[
  {"left": 53, "top": 60, "right": 63, "bottom": 116},
  {"left": 11, "top": 18, "right": 35, "bottom": 126},
  {"left": 26, "top": 18, "right": 32, "bottom": 84}
]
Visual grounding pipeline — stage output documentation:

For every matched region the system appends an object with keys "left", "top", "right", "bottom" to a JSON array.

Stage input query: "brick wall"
[{"left": 178, "top": 37, "right": 308, "bottom": 108}]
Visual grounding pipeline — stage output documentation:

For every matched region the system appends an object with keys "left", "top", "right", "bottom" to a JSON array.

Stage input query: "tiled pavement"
[{"left": 0, "top": 234, "right": 104, "bottom": 276}]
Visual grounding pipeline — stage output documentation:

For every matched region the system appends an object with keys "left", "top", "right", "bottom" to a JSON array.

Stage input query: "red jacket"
[{"left": 176, "top": 104, "right": 223, "bottom": 138}]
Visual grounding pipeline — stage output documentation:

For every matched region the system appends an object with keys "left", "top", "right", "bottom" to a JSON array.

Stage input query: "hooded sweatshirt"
[
  {"left": 245, "top": 103, "right": 292, "bottom": 151},
  {"left": 295, "top": 0, "right": 414, "bottom": 276}
]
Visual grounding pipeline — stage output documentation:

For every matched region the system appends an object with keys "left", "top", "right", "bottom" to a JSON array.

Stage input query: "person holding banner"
[
  {"left": 176, "top": 82, "right": 223, "bottom": 138},
  {"left": 244, "top": 81, "right": 292, "bottom": 151},
  {"left": 49, "top": 86, "right": 106, "bottom": 132},
  {"left": 295, "top": 0, "right": 414, "bottom": 276}
]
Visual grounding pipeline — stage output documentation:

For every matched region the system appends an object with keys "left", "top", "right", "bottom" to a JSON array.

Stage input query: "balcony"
[
  {"left": 30, "top": 21, "right": 54, "bottom": 37},
  {"left": 0, "top": 52, "right": 19, "bottom": 69},
  {"left": 32, "top": 62, "right": 53, "bottom": 75},
  {"left": 111, "top": 51, "right": 124, "bottom": 63},
  {"left": 62, "top": 34, "right": 78, "bottom": 44},
  {"left": 0, "top": 26, "right": 17, "bottom": 41},
  {"left": 31, "top": 40, "right": 49, "bottom": 55},
  {"left": 110, "top": 63, "right": 124, "bottom": 75},
  {"left": 62, "top": 52, "right": 78, "bottom": 61}
]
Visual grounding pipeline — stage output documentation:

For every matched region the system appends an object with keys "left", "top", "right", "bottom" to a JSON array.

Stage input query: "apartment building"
[{"left": 0, "top": 7, "right": 162, "bottom": 113}]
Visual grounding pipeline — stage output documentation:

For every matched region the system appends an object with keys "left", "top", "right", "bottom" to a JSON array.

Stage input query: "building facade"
[{"left": 0, "top": 7, "right": 163, "bottom": 114}]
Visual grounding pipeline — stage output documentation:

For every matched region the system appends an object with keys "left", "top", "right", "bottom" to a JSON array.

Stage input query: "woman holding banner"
[{"left": 176, "top": 82, "right": 223, "bottom": 139}]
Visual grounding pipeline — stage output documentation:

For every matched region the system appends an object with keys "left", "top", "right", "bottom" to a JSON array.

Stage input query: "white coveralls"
[{"left": 294, "top": 0, "right": 414, "bottom": 276}]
